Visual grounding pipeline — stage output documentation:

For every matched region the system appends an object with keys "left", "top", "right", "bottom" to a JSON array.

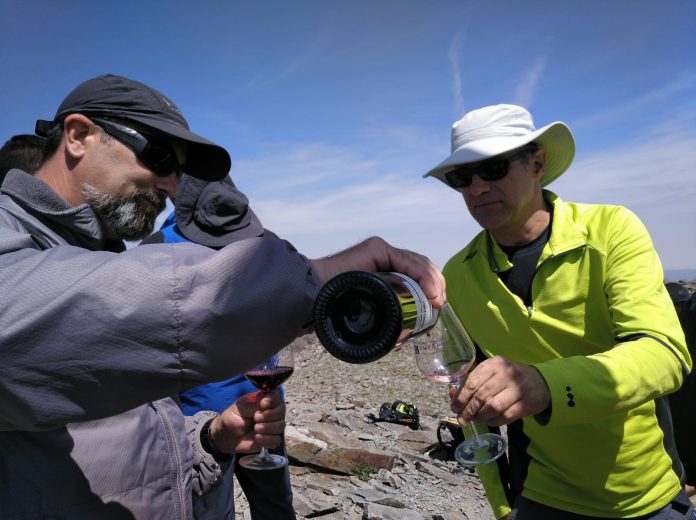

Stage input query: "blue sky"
[{"left": 1, "top": 1, "right": 695, "bottom": 274}]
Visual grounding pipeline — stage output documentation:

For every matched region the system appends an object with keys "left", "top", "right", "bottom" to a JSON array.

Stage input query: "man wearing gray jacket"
[{"left": 0, "top": 74, "right": 445, "bottom": 519}]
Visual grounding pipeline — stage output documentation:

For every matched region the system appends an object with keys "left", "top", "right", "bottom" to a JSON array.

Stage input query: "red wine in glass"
[
  {"left": 238, "top": 345, "right": 294, "bottom": 470},
  {"left": 244, "top": 367, "right": 294, "bottom": 393}
]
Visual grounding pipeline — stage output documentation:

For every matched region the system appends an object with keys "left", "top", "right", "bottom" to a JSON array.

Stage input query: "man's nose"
[
  {"left": 467, "top": 174, "right": 491, "bottom": 196},
  {"left": 154, "top": 173, "right": 178, "bottom": 199}
]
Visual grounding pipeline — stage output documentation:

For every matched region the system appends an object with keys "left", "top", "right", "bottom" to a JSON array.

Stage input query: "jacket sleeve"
[
  {"left": 0, "top": 235, "right": 318, "bottom": 431},
  {"left": 535, "top": 207, "right": 691, "bottom": 427},
  {"left": 186, "top": 411, "right": 234, "bottom": 497}
]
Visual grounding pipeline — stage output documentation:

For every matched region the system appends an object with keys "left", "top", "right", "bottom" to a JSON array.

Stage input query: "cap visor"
[{"left": 125, "top": 114, "right": 231, "bottom": 181}]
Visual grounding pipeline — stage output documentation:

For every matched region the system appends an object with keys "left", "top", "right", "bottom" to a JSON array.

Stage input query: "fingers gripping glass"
[
  {"left": 414, "top": 303, "right": 507, "bottom": 465},
  {"left": 90, "top": 117, "right": 182, "bottom": 178},
  {"left": 444, "top": 149, "right": 530, "bottom": 188},
  {"left": 238, "top": 344, "right": 294, "bottom": 470}
]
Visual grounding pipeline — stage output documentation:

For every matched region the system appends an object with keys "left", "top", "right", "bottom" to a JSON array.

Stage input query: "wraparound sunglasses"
[
  {"left": 91, "top": 117, "right": 182, "bottom": 178},
  {"left": 444, "top": 146, "right": 536, "bottom": 188}
]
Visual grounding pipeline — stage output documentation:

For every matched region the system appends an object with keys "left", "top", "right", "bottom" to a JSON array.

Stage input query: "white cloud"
[
  {"left": 233, "top": 142, "right": 380, "bottom": 195},
  {"left": 253, "top": 174, "right": 476, "bottom": 267},
  {"left": 514, "top": 56, "right": 547, "bottom": 109},
  {"left": 449, "top": 31, "right": 465, "bottom": 116},
  {"left": 571, "top": 72, "right": 696, "bottom": 131},
  {"left": 237, "top": 31, "right": 329, "bottom": 92},
  {"left": 243, "top": 111, "right": 695, "bottom": 270}
]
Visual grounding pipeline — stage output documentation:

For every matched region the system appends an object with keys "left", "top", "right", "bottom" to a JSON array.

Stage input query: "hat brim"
[
  {"left": 423, "top": 121, "right": 575, "bottom": 188},
  {"left": 180, "top": 212, "right": 265, "bottom": 247},
  {"left": 175, "top": 175, "right": 266, "bottom": 248},
  {"left": 125, "top": 114, "right": 231, "bottom": 182}
]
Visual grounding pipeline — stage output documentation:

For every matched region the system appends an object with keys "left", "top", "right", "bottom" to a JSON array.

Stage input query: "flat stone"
[
  {"left": 288, "top": 465, "right": 312, "bottom": 476},
  {"left": 322, "top": 413, "right": 340, "bottom": 424},
  {"left": 339, "top": 412, "right": 374, "bottom": 432},
  {"left": 285, "top": 425, "right": 327, "bottom": 464},
  {"left": 291, "top": 492, "right": 316, "bottom": 517},
  {"left": 348, "top": 475, "right": 373, "bottom": 489},
  {"left": 373, "top": 496, "right": 408, "bottom": 508},
  {"left": 345, "top": 488, "right": 389, "bottom": 504},
  {"left": 414, "top": 460, "right": 462, "bottom": 486},
  {"left": 376, "top": 468, "right": 402, "bottom": 489},
  {"left": 398, "top": 451, "right": 433, "bottom": 465},
  {"left": 309, "top": 445, "right": 395, "bottom": 474},
  {"left": 307, "top": 422, "right": 362, "bottom": 448},
  {"left": 348, "top": 430, "right": 379, "bottom": 442},
  {"left": 315, "top": 511, "right": 362, "bottom": 520},
  {"left": 303, "top": 472, "right": 350, "bottom": 496},
  {"left": 396, "top": 430, "right": 438, "bottom": 453},
  {"left": 303, "top": 486, "right": 340, "bottom": 508},
  {"left": 301, "top": 411, "right": 324, "bottom": 423},
  {"left": 372, "top": 421, "right": 415, "bottom": 434},
  {"left": 363, "top": 502, "right": 425, "bottom": 520}
]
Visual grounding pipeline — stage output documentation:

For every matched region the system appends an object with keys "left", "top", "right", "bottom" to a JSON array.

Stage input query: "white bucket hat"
[{"left": 423, "top": 104, "right": 575, "bottom": 187}]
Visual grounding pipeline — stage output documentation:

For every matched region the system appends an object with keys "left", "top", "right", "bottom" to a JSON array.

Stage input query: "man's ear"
[
  {"left": 62, "top": 114, "right": 95, "bottom": 160},
  {"left": 532, "top": 149, "right": 546, "bottom": 179}
]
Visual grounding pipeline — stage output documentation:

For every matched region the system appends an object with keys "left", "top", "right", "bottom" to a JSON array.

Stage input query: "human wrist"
[
  {"left": 200, "top": 417, "right": 232, "bottom": 462},
  {"left": 309, "top": 258, "right": 334, "bottom": 286},
  {"left": 534, "top": 404, "right": 552, "bottom": 425},
  {"left": 531, "top": 365, "right": 552, "bottom": 425}
]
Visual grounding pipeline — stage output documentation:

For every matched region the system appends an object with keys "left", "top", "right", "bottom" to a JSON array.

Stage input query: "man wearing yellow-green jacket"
[{"left": 424, "top": 104, "right": 692, "bottom": 519}]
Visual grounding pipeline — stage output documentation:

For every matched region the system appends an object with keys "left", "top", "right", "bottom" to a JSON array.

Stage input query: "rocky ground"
[{"left": 232, "top": 334, "right": 497, "bottom": 520}]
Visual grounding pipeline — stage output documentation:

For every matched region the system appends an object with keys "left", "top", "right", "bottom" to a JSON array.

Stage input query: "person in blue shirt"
[{"left": 143, "top": 174, "right": 294, "bottom": 519}]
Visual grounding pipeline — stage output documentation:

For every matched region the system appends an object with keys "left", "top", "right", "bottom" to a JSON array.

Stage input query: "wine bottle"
[{"left": 313, "top": 271, "right": 438, "bottom": 364}]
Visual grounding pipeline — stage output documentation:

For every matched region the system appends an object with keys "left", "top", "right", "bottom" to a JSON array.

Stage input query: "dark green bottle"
[{"left": 313, "top": 271, "right": 438, "bottom": 364}]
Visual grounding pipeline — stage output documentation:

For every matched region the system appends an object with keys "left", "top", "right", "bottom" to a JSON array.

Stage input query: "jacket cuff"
[
  {"left": 186, "top": 411, "right": 234, "bottom": 496},
  {"left": 200, "top": 417, "right": 233, "bottom": 462}
]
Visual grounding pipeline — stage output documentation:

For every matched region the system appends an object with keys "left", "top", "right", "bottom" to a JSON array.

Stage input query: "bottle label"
[{"left": 391, "top": 272, "right": 437, "bottom": 333}]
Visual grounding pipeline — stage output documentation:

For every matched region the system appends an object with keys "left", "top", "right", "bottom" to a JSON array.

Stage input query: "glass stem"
[
  {"left": 256, "top": 389, "right": 274, "bottom": 460},
  {"left": 468, "top": 420, "right": 482, "bottom": 442},
  {"left": 451, "top": 381, "right": 482, "bottom": 442}
]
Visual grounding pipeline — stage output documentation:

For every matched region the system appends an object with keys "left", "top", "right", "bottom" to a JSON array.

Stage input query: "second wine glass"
[
  {"left": 238, "top": 344, "right": 294, "bottom": 470},
  {"left": 414, "top": 303, "right": 507, "bottom": 466}
]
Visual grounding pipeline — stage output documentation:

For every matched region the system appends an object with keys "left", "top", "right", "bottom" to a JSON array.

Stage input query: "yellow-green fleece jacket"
[{"left": 444, "top": 190, "right": 690, "bottom": 518}]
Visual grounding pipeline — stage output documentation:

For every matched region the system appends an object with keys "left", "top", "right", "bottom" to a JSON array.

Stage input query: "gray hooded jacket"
[{"left": 0, "top": 170, "right": 317, "bottom": 519}]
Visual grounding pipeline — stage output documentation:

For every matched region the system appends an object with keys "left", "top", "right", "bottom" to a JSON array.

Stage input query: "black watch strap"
[{"left": 200, "top": 418, "right": 232, "bottom": 462}]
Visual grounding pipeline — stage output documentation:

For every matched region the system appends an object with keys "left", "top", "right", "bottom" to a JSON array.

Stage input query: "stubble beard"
[{"left": 82, "top": 183, "right": 166, "bottom": 241}]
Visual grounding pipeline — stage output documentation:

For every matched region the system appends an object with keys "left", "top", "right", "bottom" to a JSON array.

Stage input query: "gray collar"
[{"left": 1, "top": 169, "right": 124, "bottom": 252}]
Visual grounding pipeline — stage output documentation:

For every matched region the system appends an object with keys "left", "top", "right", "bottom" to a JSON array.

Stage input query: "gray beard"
[{"left": 82, "top": 183, "right": 166, "bottom": 241}]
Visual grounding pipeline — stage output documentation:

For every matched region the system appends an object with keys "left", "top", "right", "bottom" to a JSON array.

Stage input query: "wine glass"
[
  {"left": 238, "top": 344, "right": 294, "bottom": 470},
  {"left": 414, "top": 303, "right": 507, "bottom": 465}
]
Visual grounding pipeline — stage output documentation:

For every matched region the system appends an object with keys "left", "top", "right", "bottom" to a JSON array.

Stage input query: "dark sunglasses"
[
  {"left": 444, "top": 148, "right": 534, "bottom": 189},
  {"left": 90, "top": 117, "right": 182, "bottom": 178}
]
